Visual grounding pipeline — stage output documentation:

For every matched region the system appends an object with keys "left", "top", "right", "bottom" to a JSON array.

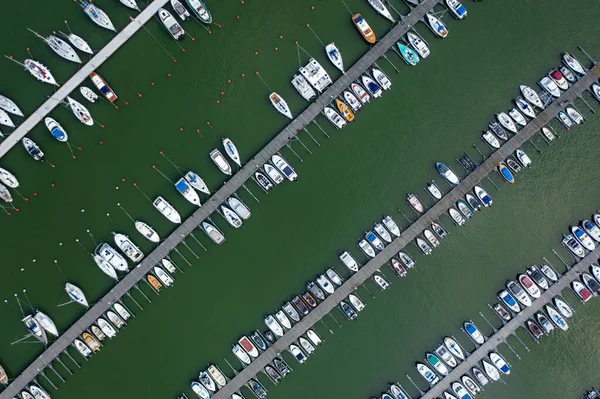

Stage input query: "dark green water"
[{"left": 1, "top": 0, "right": 600, "bottom": 398}]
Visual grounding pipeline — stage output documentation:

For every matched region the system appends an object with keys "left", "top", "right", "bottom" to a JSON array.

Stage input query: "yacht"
[
  {"left": 265, "top": 315, "right": 284, "bottom": 337},
  {"left": 239, "top": 336, "right": 259, "bottom": 358},
  {"left": 23, "top": 315, "right": 47, "bottom": 344},
  {"left": 366, "top": 230, "right": 385, "bottom": 251},
  {"left": 426, "top": 352, "right": 449, "bottom": 376},
  {"left": 63, "top": 31, "right": 94, "bottom": 54},
  {"left": 175, "top": 178, "right": 201, "bottom": 206},
  {"left": 325, "top": 42, "right": 344, "bottom": 73},
  {"left": 0, "top": 109, "right": 13, "bottom": 128},
  {"left": 406, "top": 32, "right": 430, "bottom": 58},
  {"left": 158, "top": 8, "right": 185, "bottom": 40},
  {"left": 81, "top": 1, "right": 116, "bottom": 31},
  {"left": 119, "top": 0, "right": 140, "bottom": 10},
  {"left": 283, "top": 302, "right": 300, "bottom": 322},
  {"left": 98, "top": 317, "right": 116, "bottom": 337},
  {"left": 134, "top": 221, "right": 160, "bottom": 242},
  {"left": 153, "top": 196, "right": 181, "bottom": 223},
  {"left": 221, "top": 205, "right": 243, "bottom": 228},
  {"left": 272, "top": 154, "right": 297, "bottom": 181},
  {"left": 93, "top": 254, "right": 118, "bottom": 280},
  {"left": 30, "top": 30, "right": 81, "bottom": 63},
  {"left": 352, "top": 14, "right": 376, "bottom": 43},
  {"left": 326, "top": 268, "right": 343, "bottom": 286},
  {"left": 434, "top": 344, "right": 457, "bottom": 368},
  {"left": 269, "top": 92, "right": 292, "bottom": 118},
  {"left": 573, "top": 280, "right": 593, "bottom": 302},
  {"left": 185, "top": 171, "right": 211, "bottom": 194},
  {"left": 451, "top": 383, "right": 472, "bottom": 399},
  {"left": 554, "top": 297, "right": 573, "bottom": 318},
  {"left": 527, "top": 266, "right": 549, "bottom": 290},
  {"left": 316, "top": 275, "right": 335, "bottom": 295},
  {"left": 0, "top": 168, "right": 18, "bottom": 188},
  {"left": 113, "top": 303, "right": 131, "bottom": 320},
  {"left": 367, "top": 0, "right": 395, "bottom": 22},
  {"left": 210, "top": 149, "right": 232, "bottom": 175},
  {"left": 66, "top": 283, "right": 89, "bottom": 307},
  {"left": 498, "top": 290, "right": 520, "bottom": 313},
  {"left": 426, "top": 13, "right": 448, "bottom": 38},
  {"left": 482, "top": 360, "right": 500, "bottom": 381},
  {"left": 397, "top": 43, "right": 420, "bottom": 66},
  {"left": 66, "top": 96, "right": 93, "bottom": 126},
  {"left": 518, "top": 274, "right": 541, "bottom": 298},
  {"left": 424, "top": 230, "right": 440, "bottom": 248},
  {"left": 583, "top": 219, "right": 600, "bottom": 241},
  {"left": 208, "top": 364, "right": 227, "bottom": 388},
  {"left": 191, "top": 381, "right": 211, "bottom": 399},
  {"left": 34, "top": 311, "right": 59, "bottom": 337},
  {"left": 443, "top": 336, "right": 465, "bottom": 360},
  {"left": 546, "top": 305, "right": 568, "bottom": 330},
  {"left": 24, "top": 59, "right": 58, "bottom": 86},
  {"left": 96, "top": 243, "right": 128, "bottom": 271},
  {"left": 90, "top": 72, "right": 118, "bottom": 102},
  {"left": 299, "top": 58, "right": 332, "bottom": 92},
  {"left": 291, "top": 74, "right": 316, "bottom": 101},
  {"left": 113, "top": 233, "right": 144, "bottom": 262}
]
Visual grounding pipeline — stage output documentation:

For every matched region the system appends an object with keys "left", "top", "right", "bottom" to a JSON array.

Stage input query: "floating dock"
[{"left": 0, "top": 0, "right": 170, "bottom": 159}]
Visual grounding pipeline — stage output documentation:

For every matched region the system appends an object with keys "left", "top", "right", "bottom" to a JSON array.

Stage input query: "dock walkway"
[
  {"left": 0, "top": 0, "right": 170, "bottom": 159},
  {"left": 209, "top": 65, "right": 600, "bottom": 399},
  {"left": 421, "top": 247, "right": 600, "bottom": 399}
]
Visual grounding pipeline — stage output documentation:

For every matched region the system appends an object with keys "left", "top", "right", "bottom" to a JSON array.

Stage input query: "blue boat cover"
[{"left": 175, "top": 180, "right": 188, "bottom": 192}]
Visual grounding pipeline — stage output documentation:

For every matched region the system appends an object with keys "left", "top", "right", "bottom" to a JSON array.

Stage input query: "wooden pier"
[
  {"left": 0, "top": 0, "right": 170, "bottom": 159},
  {"left": 421, "top": 246, "right": 600, "bottom": 399}
]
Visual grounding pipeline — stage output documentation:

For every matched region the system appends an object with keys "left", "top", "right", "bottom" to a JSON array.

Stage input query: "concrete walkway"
[{"left": 0, "top": 0, "right": 170, "bottom": 159}]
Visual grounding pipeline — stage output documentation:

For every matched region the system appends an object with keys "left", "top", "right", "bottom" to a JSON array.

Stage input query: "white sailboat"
[
  {"left": 23, "top": 315, "right": 48, "bottom": 344},
  {"left": 223, "top": 137, "right": 242, "bottom": 167},
  {"left": 175, "top": 177, "right": 201, "bottom": 206},
  {"left": 66, "top": 96, "right": 94, "bottom": 126},
  {"left": 0, "top": 168, "right": 18, "bottom": 188},
  {"left": 119, "top": 0, "right": 141, "bottom": 11},
  {"left": 93, "top": 254, "right": 118, "bottom": 280},
  {"left": 61, "top": 31, "right": 94, "bottom": 54},
  {"left": 29, "top": 29, "right": 82, "bottom": 63},
  {"left": 0, "top": 94, "right": 23, "bottom": 116},
  {"left": 81, "top": 1, "right": 117, "bottom": 32},
  {"left": 23, "top": 59, "right": 59, "bottom": 86},
  {"left": 367, "top": 0, "right": 395, "bottom": 22},
  {"left": 153, "top": 196, "right": 181, "bottom": 223},
  {"left": 113, "top": 233, "right": 145, "bottom": 262},
  {"left": 34, "top": 311, "right": 59, "bottom": 337},
  {"left": 325, "top": 42, "right": 344, "bottom": 73},
  {"left": 269, "top": 92, "right": 292, "bottom": 119},
  {"left": 0, "top": 109, "right": 14, "bottom": 128},
  {"left": 65, "top": 283, "right": 89, "bottom": 307},
  {"left": 185, "top": 171, "right": 210, "bottom": 194},
  {"left": 134, "top": 221, "right": 160, "bottom": 242},
  {"left": 80, "top": 86, "right": 98, "bottom": 103}
]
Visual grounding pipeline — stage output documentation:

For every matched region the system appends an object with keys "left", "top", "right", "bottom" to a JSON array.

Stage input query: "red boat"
[
  {"left": 239, "top": 336, "right": 259, "bottom": 358},
  {"left": 391, "top": 258, "right": 407, "bottom": 277},
  {"left": 573, "top": 280, "right": 592, "bottom": 302},
  {"left": 407, "top": 194, "right": 425, "bottom": 213}
]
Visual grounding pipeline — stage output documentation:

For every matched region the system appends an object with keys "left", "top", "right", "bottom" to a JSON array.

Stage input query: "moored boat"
[
  {"left": 424, "top": 229, "right": 439, "bottom": 248},
  {"left": 90, "top": 72, "right": 118, "bottom": 102},
  {"left": 465, "top": 194, "right": 480, "bottom": 211},
  {"left": 397, "top": 43, "right": 419, "bottom": 66},
  {"left": 493, "top": 303, "right": 511, "bottom": 321},
  {"left": 426, "top": 13, "right": 448, "bottom": 38},
  {"left": 508, "top": 108, "right": 527, "bottom": 126},
  {"left": 507, "top": 280, "right": 532, "bottom": 307},
  {"left": 82, "top": 332, "right": 100, "bottom": 351},
  {"left": 63, "top": 31, "right": 93, "bottom": 54},
  {"left": 451, "top": 382, "right": 473, "bottom": 399},
  {"left": 135, "top": 221, "right": 160, "bottom": 242},
  {"left": 497, "top": 162, "right": 515, "bottom": 183},
  {"left": 416, "top": 237, "right": 432, "bottom": 255},
  {"left": 228, "top": 197, "right": 251, "bottom": 220},
  {"left": 406, "top": 31, "right": 430, "bottom": 58},
  {"left": 416, "top": 362, "right": 439, "bottom": 386},
  {"left": 24, "top": 59, "right": 58, "bottom": 86},
  {"left": 175, "top": 177, "right": 201, "bottom": 206},
  {"left": 520, "top": 85, "right": 544, "bottom": 109},
  {"left": 66, "top": 283, "right": 89, "bottom": 307},
  {"left": 457, "top": 200, "right": 473, "bottom": 219},
  {"left": 541, "top": 126, "right": 555, "bottom": 141},
  {"left": 113, "top": 233, "right": 144, "bottom": 262},
  {"left": 566, "top": 107, "right": 584, "bottom": 124},
  {"left": 527, "top": 319, "right": 544, "bottom": 338},
  {"left": 80, "top": 86, "right": 98, "bottom": 102},
  {"left": 66, "top": 96, "right": 93, "bottom": 126},
  {"left": 264, "top": 163, "right": 284, "bottom": 185},
  {"left": 436, "top": 162, "right": 460, "bottom": 185},
  {"left": 316, "top": 275, "right": 335, "bottom": 295},
  {"left": 361, "top": 75, "right": 382, "bottom": 98},
  {"left": 562, "top": 52, "right": 585, "bottom": 75},
  {"left": 283, "top": 302, "right": 300, "bottom": 322},
  {"left": 546, "top": 305, "right": 568, "bottom": 330},
  {"left": 351, "top": 82, "right": 370, "bottom": 103},
  {"left": 443, "top": 336, "right": 465, "bottom": 360},
  {"left": 359, "top": 240, "right": 375, "bottom": 258},
  {"left": 208, "top": 364, "right": 227, "bottom": 388},
  {"left": 464, "top": 321, "right": 485, "bottom": 344},
  {"left": 536, "top": 312, "right": 554, "bottom": 333},
  {"left": 352, "top": 14, "right": 376, "bottom": 43},
  {"left": 340, "top": 251, "right": 359, "bottom": 272},
  {"left": 223, "top": 137, "right": 242, "bottom": 167},
  {"left": 0, "top": 94, "right": 24, "bottom": 116},
  {"left": 374, "top": 274, "right": 389, "bottom": 290},
  {"left": 572, "top": 225, "right": 595, "bottom": 250},
  {"left": 515, "top": 149, "right": 531, "bottom": 167},
  {"left": 518, "top": 274, "right": 541, "bottom": 298},
  {"left": 372, "top": 68, "right": 392, "bottom": 90},
  {"left": 489, "top": 352, "right": 510, "bottom": 374},
  {"left": 496, "top": 112, "right": 517, "bottom": 133},
  {"left": 73, "top": 338, "right": 91, "bottom": 357},
  {"left": 348, "top": 294, "right": 365, "bottom": 311},
  {"left": 0, "top": 168, "right": 18, "bottom": 188},
  {"left": 265, "top": 315, "right": 284, "bottom": 337},
  {"left": 159, "top": 8, "right": 185, "bottom": 40},
  {"left": 498, "top": 290, "right": 520, "bottom": 313},
  {"left": 582, "top": 219, "right": 600, "bottom": 241},
  {"left": 153, "top": 196, "right": 181, "bottom": 223},
  {"left": 426, "top": 352, "right": 449, "bottom": 376},
  {"left": 383, "top": 215, "right": 401, "bottom": 237},
  {"left": 239, "top": 336, "right": 259, "bottom": 358},
  {"left": 434, "top": 343, "right": 457, "bottom": 368},
  {"left": 210, "top": 148, "right": 232, "bottom": 175},
  {"left": 549, "top": 68, "right": 569, "bottom": 90},
  {"left": 340, "top": 300, "right": 357, "bottom": 320},
  {"left": 93, "top": 254, "right": 118, "bottom": 280},
  {"left": 582, "top": 272, "right": 600, "bottom": 294},
  {"left": 191, "top": 381, "right": 211, "bottom": 399},
  {"left": 539, "top": 76, "right": 561, "bottom": 97},
  {"left": 325, "top": 106, "right": 348, "bottom": 128},
  {"left": 269, "top": 92, "right": 292, "bottom": 118},
  {"left": 232, "top": 344, "right": 251, "bottom": 365},
  {"left": 34, "top": 311, "right": 59, "bottom": 337},
  {"left": 185, "top": 171, "right": 210, "bottom": 194},
  {"left": 154, "top": 266, "right": 174, "bottom": 287},
  {"left": 540, "top": 264, "right": 558, "bottom": 282},
  {"left": 221, "top": 205, "right": 243, "bottom": 228},
  {"left": 96, "top": 242, "right": 128, "bottom": 271},
  {"left": 527, "top": 265, "right": 549, "bottom": 290},
  {"left": 449, "top": 207, "right": 466, "bottom": 226},
  {"left": 367, "top": 0, "right": 395, "bottom": 22},
  {"left": 427, "top": 182, "right": 442, "bottom": 200},
  {"left": 472, "top": 367, "right": 489, "bottom": 387},
  {"left": 81, "top": 1, "right": 116, "bottom": 31},
  {"left": 558, "top": 111, "right": 573, "bottom": 130},
  {"left": 573, "top": 280, "right": 593, "bottom": 302},
  {"left": 553, "top": 297, "right": 573, "bottom": 318},
  {"left": 489, "top": 121, "right": 508, "bottom": 141},
  {"left": 482, "top": 131, "right": 500, "bottom": 149},
  {"left": 407, "top": 193, "right": 425, "bottom": 213},
  {"left": 272, "top": 154, "right": 297, "bottom": 181},
  {"left": 342, "top": 90, "right": 362, "bottom": 111},
  {"left": 482, "top": 360, "right": 500, "bottom": 381},
  {"left": 289, "top": 344, "right": 307, "bottom": 363},
  {"left": 325, "top": 42, "right": 344, "bottom": 73},
  {"left": 432, "top": 222, "right": 447, "bottom": 238},
  {"left": 516, "top": 96, "right": 536, "bottom": 118},
  {"left": 446, "top": 0, "right": 467, "bottom": 19},
  {"left": 562, "top": 234, "right": 585, "bottom": 258},
  {"left": 186, "top": 0, "right": 212, "bottom": 23},
  {"left": 398, "top": 252, "right": 415, "bottom": 269},
  {"left": 366, "top": 230, "right": 385, "bottom": 251}
]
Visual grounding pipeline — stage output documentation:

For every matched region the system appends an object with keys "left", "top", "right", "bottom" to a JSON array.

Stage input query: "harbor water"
[{"left": 0, "top": 0, "right": 600, "bottom": 398}]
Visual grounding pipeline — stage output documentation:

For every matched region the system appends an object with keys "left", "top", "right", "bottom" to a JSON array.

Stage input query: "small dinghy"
[
  {"left": 175, "top": 177, "right": 201, "bottom": 206},
  {"left": 527, "top": 265, "right": 549, "bottom": 290},
  {"left": 509, "top": 108, "right": 527, "bottom": 126},
  {"left": 80, "top": 86, "right": 98, "bottom": 103},
  {"left": 518, "top": 274, "right": 541, "bottom": 298},
  {"left": 416, "top": 362, "right": 439, "bottom": 386},
  {"left": 383, "top": 216, "right": 401, "bottom": 237},
  {"left": 449, "top": 207, "right": 466, "bottom": 226},
  {"left": 171, "top": 0, "right": 190, "bottom": 20},
  {"left": 221, "top": 205, "right": 243, "bottom": 228},
  {"left": 541, "top": 126, "right": 555, "bottom": 141},
  {"left": 549, "top": 68, "right": 569, "bottom": 90},
  {"left": 434, "top": 344, "right": 457, "bottom": 368},
  {"left": 67, "top": 96, "right": 93, "bottom": 126},
  {"left": 223, "top": 137, "right": 242, "bottom": 167},
  {"left": 573, "top": 280, "right": 593, "bottom": 302},
  {"left": 24, "top": 59, "right": 59, "bottom": 86},
  {"left": 135, "top": 221, "right": 160, "bottom": 243},
  {"left": 0, "top": 94, "right": 23, "bottom": 116},
  {"left": 465, "top": 194, "right": 481, "bottom": 211},
  {"left": 516, "top": 97, "right": 536, "bottom": 118},
  {"left": 325, "top": 42, "right": 344, "bottom": 73},
  {"left": 416, "top": 237, "right": 432, "bottom": 255},
  {"left": 507, "top": 280, "right": 531, "bottom": 307},
  {"left": 558, "top": 111, "right": 573, "bottom": 130},
  {"left": 426, "top": 352, "right": 449, "bottom": 376},
  {"left": 554, "top": 297, "right": 573, "bottom": 318},
  {"left": 582, "top": 219, "right": 600, "bottom": 241},
  {"left": 324, "top": 106, "right": 348, "bottom": 128},
  {"left": 397, "top": 43, "right": 420, "bottom": 66},
  {"left": 482, "top": 131, "right": 500, "bottom": 149},
  {"left": 571, "top": 225, "right": 595, "bottom": 250},
  {"left": 351, "top": 82, "right": 370, "bottom": 103},
  {"left": 153, "top": 197, "right": 181, "bottom": 223},
  {"left": 520, "top": 85, "right": 544, "bottom": 109},
  {"left": 457, "top": 200, "right": 472, "bottom": 219},
  {"left": 432, "top": 222, "right": 447, "bottom": 238},
  {"left": 482, "top": 360, "right": 500, "bottom": 381},
  {"left": 407, "top": 193, "right": 425, "bottom": 213},
  {"left": 443, "top": 336, "right": 465, "bottom": 360},
  {"left": 506, "top": 158, "right": 521, "bottom": 173},
  {"left": 232, "top": 344, "right": 251, "bottom": 365},
  {"left": 540, "top": 264, "right": 558, "bottom": 282},
  {"left": 374, "top": 223, "right": 392, "bottom": 243},
  {"left": 365, "top": 231, "right": 385, "bottom": 251},
  {"left": 352, "top": 13, "right": 376, "bottom": 44},
  {"left": 426, "top": 13, "right": 448, "bottom": 38},
  {"left": 113, "top": 233, "right": 144, "bottom": 262},
  {"left": 493, "top": 303, "right": 512, "bottom": 321},
  {"left": 464, "top": 321, "right": 485, "bottom": 344},
  {"left": 497, "top": 162, "right": 514, "bottom": 183},
  {"left": 515, "top": 149, "right": 531, "bottom": 167},
  {"left": 436, "top": 162, "right": 460, "bottom": 185},
  {"left": 361, "top": 75, "right": 382, "bottom": 98},
  {"left": 272, "top": 154, "right": 297, "bottom": 181},
  {"left": 210, "top": 149, "right": 232, "bottom": 175},
  {"left": 489, "top": 353, "right": 510, "bottom": 374},
  {"left": 562, "top": 52, "right": 585, "bottom": 75},
  {"left": 427, "top": 182, "right": 442, "bottom": 200},
  {"left": 496, "top": 112, "right": 517, "bottom": 133},
  {"left": 374, "top": 274, "right": 389, "bottom": 290},
  {"left": 406, "top": 31, "right": 430, "bottom": 58},
  {"left": 269, "top": 92, "right": 292, "bottom": 119},
  {"left": 391, "top": 258, "right": 407, "bottom": 277},
  {"left": 566, "top": 107, "right": 584, "bottom": 124},
  {"left": 343, "top": 90, "right": 362, "bottom": 112},
  {"left": 255, "top": 171, "right": 273, "bottom": 191},
  {"left": 398, "top": 252, "right": 415, "bottom": 269},
  {"left": 527, "top": 319, "right": 543, "bottom": 339},
  {"left": 372, "top": 68, "right": 392, "bottom": 90},
  {"left": 539, "top": 76, "right": 561, "bottom": 97},
  {"left": 367, "top": 0, "right": 395, "bottom": 22},
  {"left": 339, "top": 251, "right": 359, "bottom": 272},
  {"left": 159, "top": 8, "right": 185, "bottom": 40},
  {"left": 446, "top": 0, "right": 467, "bottom": 19},
  {"left": 536, "top": 312, "right": 554, "bottom": 333},
  {"left": 424, "top": 229, "right": 440, "bottom": 248},
  {"left": 184, "top": 171, "right": 210, "bottom": 194},
  {"left": 582, "top": 273, "right": 600, "bottom": 295},
  {"left": 498, "top": 290, "right": 520, "bottom": 313},
  {"left": 546, "top": 305, "right": 568, "bottom": 330},
  {"left": 340, "top": 300, "right": 358, "bottom": 320},
  {"left": 472, "top": 367, "right": 489, "bottom": 387}
]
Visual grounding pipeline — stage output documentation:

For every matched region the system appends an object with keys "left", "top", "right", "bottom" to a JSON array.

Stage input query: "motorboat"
[
  {"left": 366, "top": 231, "right": 385, "bottom": 251},
  {"left": 520, "top": 85, "right": 544, "bottom": 109},
  {"left": 265, "top": 315, "right": 284, "bottom": 337},
  {"left": 232, "top": 344, "right": 251, "bottom": 365},
  {"left": 426, "top": 352, "right": 449, "bottom": 376},
  {"left": 239, "top": 336, "right": 259, "bottom": 358},
  {"left": 559, "top": 111, "right": 574, "bottom": 129},
  {"left": 63, "top": 31, "right": 93, "bottom": 54},
  {"left": 436, "top": 162, "right": 460, "bottom": 185},
  {"left": 361, "top": 75, "right": 382, "bottom": 98},
  {"left": 34, "top": 311, "right": 59, "bottom": 337},
  {"left": 81, "top": 1, "right": 116, "bottom": 31},
  {"left": 426, "top": 13, "right": 448, "bottom": 38},
  {"left": 527, "top": 319, "right": 543, "bottom": 339},
  {"left": 498, "top": 290, "right": 520, "bottom": 313},
  {"left": 326, "top": 268, "right": 343, "bottom": 286},
  {"left": 573, "top": 280, "right": 593, "bottom": 302},
  {"left": 493, "top": 303, "right": 511, "bottom": 321},
  {"left": 497, "top": 162, "right": 514, "bottom": 183},
  {"left": 482, "top": 131, "right": 500, "bottom": 149},
  {"left": 80, "top": 86, "right": 98, "bottom": 102},
  {"left": 518, "top": 274, "right": 541, "bottom": 298},
  {"left": 374, "top": 274, "right": 389, "bottom": 290},
  {"left": 432, "top": 222, "right": 447, "bottom": 238},
  {"left": 325, "top": 106, "right": 348, "bottom": 127},
  {"left": 0, "top": 94, "right": 23, "bottom": 116},
  {"left": 289, "top": 344, "right": 306, "bottom": 363},
  {"left": 96, "top": 243, "right": 128, "bottom": 271},
  {"left": 406, "top": 31, "right": 430, "bottom": 58},
  {"left": 540, "top": 264, "right": 558, "bottom": 282},
  {"left": 153, "top": 196, "right": 181, "bottom": 223},
  {"left": 29, "top": 30, "right": 81, "bottom": 63},
  {"left": 383, "top": 216, "right": 401, "bottom": 237},
  {"left": 348, "top": 294, "right": 365, "bottom": 311},
  {"left": 549, "top": 68, "right": 569, "bottom": 90},
  {"left": 147, "top": 274, "right": 163, "bottom": 291},
  {"left": 397, "top": 43, "right": 419, "bottom": 66},
  {"left": 541, "top": 126, "right": 555, "bottom": 141},
  {"left": 0, "top": 168, "right": 18, "bottom": 188},
  {"left": 482, "top": 360, "right": 500, "bottom": 381},
  {"left": 107, "top": 310, "right": 125, "bottom": 328},
  {"left": 264, "top": 163, "right": 284, "bottom": 184},
  {"left": 198, "top": 372, "right": 216, "bottom": 393},
  {"left": 446, "top": 0, "right": 467, "bottom": 19},
  {"left": 527, "top": 266, "right": 549, "bottom": 290},
  {"left": 66, "top": 283, "right": 89, "bottom": 307},
  {"left": 427, "top": 182, "right": 442, "bottom": 200},
  {"left": 508, "top": 157, "right": 524, "bottom": 173},
  {"left": 562, "top": 52, "right": 585, "bottom": 75},
  {"left": 451, "top": 382, "right": 473, "bottom": 399},
  {"left": 93, "top": 254, "right": 118, "bottom": 280},
  {"left": 302, "top": 291, "right": 318, "bottom": 307},
  {"left": 291, "top": 74, "right": 316, "bottom": 101},
  {"left": 90, "top": 72, "right": 118, "bottom": 102},
  {"left": 283, "top": 302, "right": 301, "bottom": 322},
  {"left": 340, "top": 251, "right": 359, "bottom": 272},
  {"left": 272, "top": 154, "right": 297, "bottom": 181},
  {"left": 73, "top": 339, "right": 92, "bottom": 357},
  {"left": 307, "top": 281, "right": 325, "bottom": 301},
  {"left": 372, "top": 68, "right": 392, "bottom": 90},
  {"left": 583, "top": 219, "right": 600, "bottom": 241},
  {"left": 416, "top": 237, "right": 433, "bottom": 255},
  {"left": 443, "top": 393, "right": 457, "bottom": 399},
  {"left": 185, "top": 171, "right": 210, "bottom": 194},
  {"left": 416, "top": 362, "right": 439, "bottom": 386},
  {"left": 300, "top": 58, "right": 332, "bottom": 92},
  {"left": 516, "top": 97, "right": 536, "bottom": 118},
  {"left": 175, "top": 178, "right": 200, "bottom": 206},
  {"left": 554, "top": 297, "right": 573, "bottom": 318},
  {"left": 186, "top": 0, "right": 212, "bottom": 23},
  {"left": 208, "top": 364, "right": 227, "bottom": 388},
  {"left": 515, "top": 149, "right": 531, "bottom": 167},
  {"left": 91, "top": 325, "right": 106, "bottom": 341},
  {"left": 496, "top": 112, "right": 517, "bottom": 133},
  {"left": 465, "top": 194, "right": 481, "bottom": 211},
  {"left": 343, "top": 90, "right": 362, "bottom": 111},
  {"left": 472, "top": 367, "right": 489, "bottom": 387},
  {"left": 273, "top": 357, "right": 290, "bottom": 376},
  {"left": 134, "top": 221, "right": 160, "bottom": 242},
  {"left": 307, "top": 330, "right": 322, "bottom": 346},
  {"left": 159, "top": 8, "right": 185, "bottom": 40},
  {"left": 340, "top": 300, "right": 358, "bottom": 320},
  {"left": 398, "top": 252, "right": 415, "bottom": 269},
  {"left": 464, "top": 321, "right": 485, "bottom": 344},
  {"left": 351, "top": 82, "right": 370, "bottom": 103},
  {"left": 223, "top": 137, "right": 241, "bottom": 167},
  {"left": 24, "top": 59, "right": 58, "bottom": 86},
  {"left": 269, "top": 92, "right": 292, "bottom": 119},
  {"left": 536, "top": 312, "right": 554, "bottom": 333},
  {"left": 221, "top": 205, "right": 243, "bottom": 228},
  {"left": 434, "top": 344, "right": 457, "bottom": 368},
  {"left": 489, "top": 353, "right": 510, "bottom": 374},
  {"left": 161, "top": 258, "right": 177, "bottom": 274},
  {"left": 546, "top": 305, "right": 568, "bottom": 330},
  {"left": 582, "top": 273, "right": 600, "bottom": 295},
  {"left": 299, "top": 337, "right": 315, "bottom": 354},
  {"left": 407, "top": 193, "right": 425, "bottom": 213},
  {"left": 572, "top": 225, "right": 595, "bottom": 250},
  {"left": 593, "top": 84, "right": 600, "bottom": 101},
  {"left": 325, "top": 42, "right": 344, "bottom": 73},
  {"left": 390, "top": 384, "right": 409, "bottom": 399},
  {"left": 119, "top": 0, "right": 140, "bottom": 10},
  {"left": 250, "top": 332, "right": 268, "bottom": 351},
  {"left": 316, "top": 274, "right": 335, "bottom": 295},
  {"left": 210, "top": 149, "right": 232, "bottom": 175},
  {"left": 457, "top": 200, "right": 473, "bottom": 219},
  {"left": 593, "top": 264, "right": 600, "bottom": 284},
  {"left": 507, "top": 280, "right": 532, "bottom": 307},
  {"left": 359, "top": 239, "right": 376, "bottom": 257},
  {"left": 489, "top": 121, "right": 508, "bottom": 141},
  {"left": 443, "top": 336, "right": 465, "bottom": 360},
  {"left": 424, "top": 230, "right": 440, "bottom": 248},
  {"left": 509, "top": 108, "right": 527, "bottom": 126},
  {"left": 367, "top": 0, "right": 395, "bottom": 22},
  {"left": 566, "top": 107, "right": 584, "bottom": 124},
  {"left": 228, "top": 197, "right": 251, "bottom": 220},
  {"left": 113, "top": 303, "right": 131, "bottom": 320},
  {"left": 191, "top": 381, "right": 211, "bottom": 399},
  {"left": 113, "top": 233, "right": 144, "bottom": 262},
  {"left": 539, "top": 76, "right": 561, "bottom": 97},
  {"left": 449, "top": 208, "right": 466, "bottom": 226},
  {"left": 352, "top": 14, "right": 376, "bottom": 43}
]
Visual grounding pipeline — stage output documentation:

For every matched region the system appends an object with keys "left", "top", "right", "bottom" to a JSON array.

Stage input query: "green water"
[{"left": 1, "top": 0, "right": 600, "bottom": 398}]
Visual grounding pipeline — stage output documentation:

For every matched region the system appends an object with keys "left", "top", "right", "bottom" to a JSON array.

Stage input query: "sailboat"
[
  {"left": 0, "top": 109, "right": 14, "bottom": 128},
  {"left": 397, "top": 43, "right": 420, "bottom": 66},
  {"left": 0, "top": 94, "right": 23, "bottom": 116},
  {"left": 66, "top": 96, "right": 94, "bottom": 126},
  {"left": 159, "top": 8, "right": 185, "bottom": 40},
  {"left": 210, "top": 149, "right": 232, "bottom": 175},
  {"left": 367, "top": 0, "right": 395, "bottom": 22},
  {"left": 81, "top": 1, "right": 117, "bottom": 32},
  {"left": 93, "top": 254, "right": 118, "bottom": 280},
  {"left": 426, "top": 13, "right": 448, "bottom": 38},
  {"left": 113, "top": 233, "right": 145, "bottom": 262},
  {"left": 223, "top": 137, "right": 242, "bottom": 167},
  {"left": 61, "top": 31, "right": 94, "bottom": 54},
  {"left": 171, "top": 0, "right": 190, "bottom": 20},
  {"left": 269, "top": 92, "right": 292, "bottom": 119},
  {"left": 44, "top": 117, "right": 68, "bottom": 142},
  {"left": 23, "top": 59, "right": 59, "bottom": 86},
  {"left": 34, "top": 311, "right": 59, "bottom": 337},
  {"left": 184, "top": 171, "right": 210, "bottom": 194},
  {"left": 65, "top": 283, "right": 89, "bottom": 307},
  {"left": 325, "top": 43, "right": 344, "bottom": 73},
  {"left": 175, "top": 177, "right": 201, "bottom": 206},
  {"left": 23, "top": 315, "right": 48, "bottom": 344},
  {"left": 134, "top": 221, "right": 160, "bottom": 242},
  {"left": 221, "top": 205, "right": 243, "bottom": 228},
  {"left": 29, "top": 29, "right": 81, "bottom": 63},
  {"left": 119, "top": 0, "right": 141, "bottom": 11},
  {"left": 80, "top": 86, "right": 98, "bottom": 103},
  {"left": 153, "top": 196, "right": 181, "bottom": 223},
  {"left": 22, "top": 138, "right": 44, "bottom": 161},
  {"left": 186, "top": 0, "right": 212, "bottom": 23}
]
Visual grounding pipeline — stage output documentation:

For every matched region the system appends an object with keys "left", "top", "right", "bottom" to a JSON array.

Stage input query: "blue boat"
[
  {"left": 436, "top": 162, "right": 460, "bottom": 185},
  {"left": 464, "top": 321, "right": 484, "bottom": 344},
  {"left": 44, "top": 117, "right": 68, "bottom": 142},
  {"left": 365, "top": 231, "right": 385, "bottom": 251},
  {"left": 489, "top": 353, "right": 510, "bottom": 375},
  {"left": 446, "top": 0, "right": 467, "bottom": 19},
  {"left": 498, "top": 289, "right": 520, "bottom": 313},
  {"left": 397, "top": 43, "right": 420, "bottom": 66},
  {"left": 361, "top": 75, "right": 382, "bottom": 98},
  {"left": 456, "top": 200, "right": 473, "bottom": 219},
  {"left": 474, "top": 186, "right": 492, "bottom": 207},
  {"left": 498, "top": 162, "right": 515, "bottom": 183}
]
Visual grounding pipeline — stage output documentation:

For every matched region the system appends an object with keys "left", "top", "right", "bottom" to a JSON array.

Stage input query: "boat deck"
[{"left": 0, "top": 0, "right": 170, "bottom": 159}]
